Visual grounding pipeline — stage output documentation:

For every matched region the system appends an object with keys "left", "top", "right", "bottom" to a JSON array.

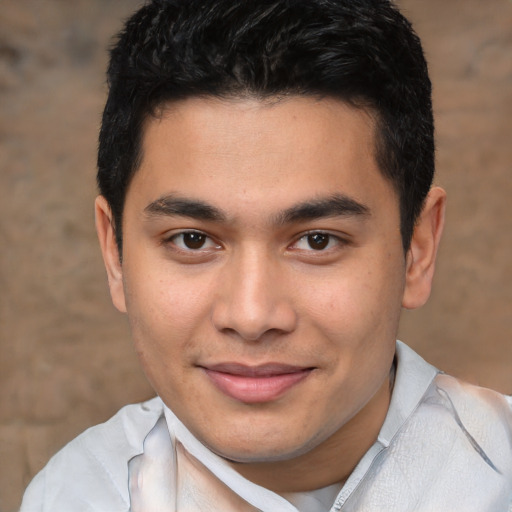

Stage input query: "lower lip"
[{"left": 203, "top": 369, "right": 312, "bottom": 404}]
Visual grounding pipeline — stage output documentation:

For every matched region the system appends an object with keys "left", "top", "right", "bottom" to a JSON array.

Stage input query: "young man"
[{"left": 21, "top": 0, "right": 512, "bottom": 510}]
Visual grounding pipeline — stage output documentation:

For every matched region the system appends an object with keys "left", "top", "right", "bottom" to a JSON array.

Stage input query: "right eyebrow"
[{"left": 144, "top": 194, "right": 227, "bottom": 222}]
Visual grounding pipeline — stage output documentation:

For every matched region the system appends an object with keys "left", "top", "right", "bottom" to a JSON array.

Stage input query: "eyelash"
[
  {"left": 164, "top": 230, "right": 221, "bottom": 253},
  {"left": 161, "top": 229, "right": 350, "bottom": 265},
  {"left": 290, "top": 231, "right": 346, "bottom": 252}
]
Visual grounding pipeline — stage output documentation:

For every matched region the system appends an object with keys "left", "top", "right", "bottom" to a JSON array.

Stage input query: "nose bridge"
[{"left": 212, "top": 244, "right": 296, "bottom": 340}]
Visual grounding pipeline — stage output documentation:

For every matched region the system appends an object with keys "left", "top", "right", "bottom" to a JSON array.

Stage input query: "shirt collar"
[
  {"left": 163, "top": 406, "right": 298, "bottom": 511},
  {"left": 377, "top": 340, "right": 439, "bottom": 447}
]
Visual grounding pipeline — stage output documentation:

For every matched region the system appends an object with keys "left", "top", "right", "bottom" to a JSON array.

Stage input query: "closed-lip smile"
[{"left": 201, "top": 363, "right": 314, "bottom": 403}]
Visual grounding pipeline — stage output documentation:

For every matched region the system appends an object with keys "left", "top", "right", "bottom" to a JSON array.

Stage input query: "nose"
[{"left": 211, "top": 248, "right": 298, "bottom": 341}]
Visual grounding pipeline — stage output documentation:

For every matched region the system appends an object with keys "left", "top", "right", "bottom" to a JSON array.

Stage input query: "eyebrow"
[
  {"left": 143, "top": 193, "right": 370, "bottom": 224},
  {"left": 144, "top": 195, "right": 227, "bottom": 222},
  {"left": 274, "top": 194, "right": 370, "bottom": 225}
]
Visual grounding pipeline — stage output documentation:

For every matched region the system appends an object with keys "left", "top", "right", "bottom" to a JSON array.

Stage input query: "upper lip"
[{"left": 201, "top": 363, "right": 313, "bottom": 377}]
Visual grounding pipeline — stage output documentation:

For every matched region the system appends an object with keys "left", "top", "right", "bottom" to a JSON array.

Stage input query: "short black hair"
[{"left": 98, "top": 0, "right": 434, "bottom": 253}]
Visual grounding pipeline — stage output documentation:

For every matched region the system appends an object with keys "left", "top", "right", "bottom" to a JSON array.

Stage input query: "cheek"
[
  {"left": 122, "top": 267, "right": 212, "bottom": 362},
  {"left": 301, "top": 255, "right": 405, "bottom": 342}
]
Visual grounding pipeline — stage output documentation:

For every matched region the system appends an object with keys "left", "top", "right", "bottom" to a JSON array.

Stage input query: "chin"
[{"left": 204, "top": 430, "right": 322, "bottom": 464}]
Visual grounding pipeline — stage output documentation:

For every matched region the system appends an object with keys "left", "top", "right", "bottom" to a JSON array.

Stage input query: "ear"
[
  {"left": 402, "top": 186, "right": 446, "bottom": 310},
  {"left": 95, "top": 195, "right": 127, "bottom": 313}
]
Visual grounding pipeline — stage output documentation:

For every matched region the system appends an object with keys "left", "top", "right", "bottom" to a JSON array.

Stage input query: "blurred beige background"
[{"left": 0, "top": 1, "right": 511, "bottom": 510}]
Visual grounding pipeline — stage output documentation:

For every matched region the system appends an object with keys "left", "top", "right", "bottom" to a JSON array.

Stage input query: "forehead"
[{"left": 128, "top": 96, "right": 397, "bottom": 220}]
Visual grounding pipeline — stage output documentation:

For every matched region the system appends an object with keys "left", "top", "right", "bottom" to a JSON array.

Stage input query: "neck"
[{"left": 229, "top": 375, "right": 391, "bottom": 493}]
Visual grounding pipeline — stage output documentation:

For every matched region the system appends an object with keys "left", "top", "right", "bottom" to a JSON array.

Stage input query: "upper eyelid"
[
  {"left": 161, "top": 228, "right": 349, "bottom": 248},
  {"left": 291, "top": 229, "right": 349, "bottom": 243},
  {"left": 163, "top": 229, "right": 221, "bottom": 249},
  {"left": 289, "top": 230, "right": 354, "bottom": 254},
  {"left": 164, "top": 228, "right": 213, "bottom": 240}
]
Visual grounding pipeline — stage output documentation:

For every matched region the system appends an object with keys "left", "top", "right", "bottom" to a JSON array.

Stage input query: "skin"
[{"left": 96, "top": 96, "right": 445, "bottom": 492}]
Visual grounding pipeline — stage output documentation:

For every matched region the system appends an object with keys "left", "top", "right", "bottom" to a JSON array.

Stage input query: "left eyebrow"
[{"left": 274, "top": 194, "right": 371, "bottom": 225}]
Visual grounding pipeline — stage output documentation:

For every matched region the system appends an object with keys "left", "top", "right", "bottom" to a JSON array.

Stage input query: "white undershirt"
[{"left": 281, "top": 482, "right": 343, "bottom": 512}]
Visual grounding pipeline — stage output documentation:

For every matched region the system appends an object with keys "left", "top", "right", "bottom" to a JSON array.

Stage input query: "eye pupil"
[
  {"left": 307, "top": 233, "right": 329, "bottom": 250},
  {"left": 183, "top": 232, "right": 206, "bottom": 249}
]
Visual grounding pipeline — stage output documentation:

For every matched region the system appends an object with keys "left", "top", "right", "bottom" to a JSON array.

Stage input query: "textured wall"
[{"left": 1, "top": 1, "right": 511, "bottom": 510}]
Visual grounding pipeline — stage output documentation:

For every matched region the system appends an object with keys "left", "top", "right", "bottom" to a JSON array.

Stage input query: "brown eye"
[
  {"left": 169, "top": 231, "right": 220, "bottom": 251},
  {"left": 307, "top": 233, "right": 330, "bottom": 250},
  {"left": 165, "top": 230, "right": 222, "bottom": 259},
  {"left": 182, "top": 232, "right": 206, "bottom": 249}
]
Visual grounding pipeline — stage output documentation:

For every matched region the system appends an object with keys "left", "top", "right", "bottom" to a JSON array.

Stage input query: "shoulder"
[
  {"left": 409, "top": 373, "right": 512, "bottom": 463},
  {"left": 429, "top": 373, "right": 512, "bottom": 439},
  {"left": 408, "top": 374, "right": 512, "bottom": 508},
  {"left": 20, "top": 396, "right": 164, "bottom": 512},
  {"left": 355, "top": 371, "right": 512, "bottom": 510},
  {"left": 394, "top": 342, "right": 512, "bottom": 443}
]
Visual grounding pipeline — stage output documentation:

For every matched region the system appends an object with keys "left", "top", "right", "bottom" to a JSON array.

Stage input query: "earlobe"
[
  {"left": 95, "top": 195, "right": 127, "bottom": 313},
  {"left": 402, "top": 186, "right": 446, "bottom": 310}
]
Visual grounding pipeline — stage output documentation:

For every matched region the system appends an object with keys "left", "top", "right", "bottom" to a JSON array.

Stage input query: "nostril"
[{"left": 211, "top": 300, "right": 298, "bottom": 342}]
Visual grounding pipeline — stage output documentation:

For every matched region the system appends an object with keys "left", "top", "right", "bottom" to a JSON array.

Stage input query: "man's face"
[{"left": 110, "top": 97, "right": 408, "bottom": 463}]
